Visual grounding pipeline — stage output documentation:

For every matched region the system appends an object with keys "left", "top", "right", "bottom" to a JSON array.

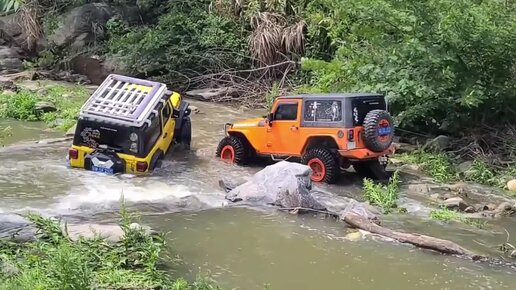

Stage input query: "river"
[{"left": 0, "top": 99, "right": 515, "bottom": 290}]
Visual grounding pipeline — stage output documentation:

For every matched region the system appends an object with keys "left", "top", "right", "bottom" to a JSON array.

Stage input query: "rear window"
[
  {"left": 352, "top": 98, "right": 386, "bottom": 125},
  {"left": 74, "top": 120, "right": 135, "bottom": 154},
  {"left": 304, "top": 100, "right": 342, "bottom": 122}
]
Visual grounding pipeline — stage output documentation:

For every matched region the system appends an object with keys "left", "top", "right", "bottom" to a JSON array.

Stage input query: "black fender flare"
[
  {"left": 174, "top": 101, "right": 191, "bottom": 133},
  {"left": 149, "top": 149, "right": 164, "bottom": 171}
]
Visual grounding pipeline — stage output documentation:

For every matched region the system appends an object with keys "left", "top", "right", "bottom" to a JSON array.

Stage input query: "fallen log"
[
  {"left": 340, "top": 212, "right": 482, "bottom": 259},
  {"left": 279, "top": 207, "right": 481, "bottom": 259}
]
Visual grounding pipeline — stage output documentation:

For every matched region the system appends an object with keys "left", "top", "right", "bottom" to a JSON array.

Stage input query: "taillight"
[
  {"left": 68, "top": 148, "right": 78, "bottom": 159},
  {"left": 136, "top": 161, "right": 148, "bottom": 172},
  {"left": 348, "top": 129, "right": 354, "bottom": 141}
]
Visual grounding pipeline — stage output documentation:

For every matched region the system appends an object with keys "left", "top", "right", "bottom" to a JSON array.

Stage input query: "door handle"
[
  {"left": 163, "top": 132, "right": 168, "bottom": 138},
  {"left": 290, "top": 126, "right": 298, "bottom": 131}
]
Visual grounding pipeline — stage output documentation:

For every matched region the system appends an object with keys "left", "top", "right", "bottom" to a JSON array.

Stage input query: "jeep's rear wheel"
[
  {"left": 216, "top": 135, "right": 249, "bottom": 165},
  {"left": 362, "top": 109, "right": 395, "bottom": 153},
  {"left": 301, "top": 148, "right": 339, "bottom": 184}
]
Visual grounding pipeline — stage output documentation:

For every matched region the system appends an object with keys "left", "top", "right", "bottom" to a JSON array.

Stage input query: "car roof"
[{"left": 277, "top": 93, "right": 384, "bottom": 99}]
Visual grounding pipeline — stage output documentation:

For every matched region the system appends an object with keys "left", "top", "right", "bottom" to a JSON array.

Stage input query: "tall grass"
[{"left": 430, "top": 207, "right": 487, "bottom": 229}]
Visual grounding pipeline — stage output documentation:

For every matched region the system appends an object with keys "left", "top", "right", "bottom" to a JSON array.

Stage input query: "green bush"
[
  {"left": 363, "top": 170, "right": 400, "bottom": 212},
  {"left": 398, "top": 151, "right": 457, "bottom": 183},
  {"left": 106, "top": 0, "right": 248, "bottom": 84},
  {"left": 0, "top": 85, "right": 88, "bottom": 130},
  {"left": 301, "top": 0, "right": 516, "bottom": 135}
]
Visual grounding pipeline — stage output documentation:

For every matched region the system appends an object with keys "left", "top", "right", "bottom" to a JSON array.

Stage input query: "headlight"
[{"left": 130, "top": 133, "right": 138, "bottom": 142}]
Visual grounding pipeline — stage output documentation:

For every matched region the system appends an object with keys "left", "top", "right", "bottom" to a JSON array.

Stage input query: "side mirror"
[{"left": 266, "top": 113, "right": 273, "bottom": 126}]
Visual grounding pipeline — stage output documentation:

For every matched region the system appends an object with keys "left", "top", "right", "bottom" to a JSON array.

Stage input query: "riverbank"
[{"left": 0, "top": 206, "right": 221, "bottom": 290}]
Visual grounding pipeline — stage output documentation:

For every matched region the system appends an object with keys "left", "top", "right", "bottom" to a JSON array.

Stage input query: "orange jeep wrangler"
[{"left": 215, "top": 93, "right": 395, "bottom": 183}]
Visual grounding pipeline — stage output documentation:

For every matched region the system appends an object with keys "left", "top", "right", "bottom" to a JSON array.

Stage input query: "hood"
[{"left": 230, "top": 117, "right": 266, "bottom": 128}]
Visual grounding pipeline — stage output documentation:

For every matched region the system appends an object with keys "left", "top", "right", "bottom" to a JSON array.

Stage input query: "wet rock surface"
[{"left": 222, "top": 161, "right": 380, "bottom": 220}]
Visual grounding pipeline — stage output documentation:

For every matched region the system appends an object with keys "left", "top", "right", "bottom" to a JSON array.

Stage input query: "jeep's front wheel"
[
  {"left": 301, "top": 148, "right": 339, "bottom": 184},
  {"left": 216, "top": 135, "right": 249, "bottom": 165}
]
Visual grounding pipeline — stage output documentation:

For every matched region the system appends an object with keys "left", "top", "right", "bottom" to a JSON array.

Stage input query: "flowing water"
[{"left": 1, "top": 98, "right": 515, "bottom": 290}]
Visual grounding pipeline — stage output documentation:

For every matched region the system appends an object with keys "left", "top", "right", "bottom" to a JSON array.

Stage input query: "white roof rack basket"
[{"left": 79, "top": 74, "right": 168, "bottom": 127}]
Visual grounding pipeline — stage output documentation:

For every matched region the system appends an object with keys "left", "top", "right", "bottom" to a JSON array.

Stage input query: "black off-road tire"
[
  {"left": 362, "top": 109, "right": 395, "bottom": 153},
  {"left": 215, "top": 135, "right": 249, "bottom": 165},
  {"left": 301, "top": 148, "right": 340, "bottom": 184},
  {"left": 353, "top": 160, "right": 389, "bottom": 180},
  {"left": 179, "top": 117, "right": 192, "bottom": 150},
  {"left": 150, "top": 150, "right": 164, "bottom": 171}
]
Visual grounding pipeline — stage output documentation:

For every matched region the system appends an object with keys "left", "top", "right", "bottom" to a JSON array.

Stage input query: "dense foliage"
[
  {"left": 300, "top": 0, "right": 516, "bottom": 135},
  {"left": 105, "top": 0, "right": 248, "bottom": 82}
]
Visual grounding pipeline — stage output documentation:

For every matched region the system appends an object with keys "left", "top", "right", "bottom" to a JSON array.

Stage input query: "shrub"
[
  {"left": 106, "top": 0, "right": 248, "bottom": 85},
  {"left": 0, "top": 85, "right": 88, "bottom": 130},
  {"left": 398, "top": 151, "right": 457, "bottom": 183},
  {"left": 363, "top": 170, "right": 400, "bottom": 212},
  {"left": 301, "top": 0, "right": 516, "bottom": 136}
]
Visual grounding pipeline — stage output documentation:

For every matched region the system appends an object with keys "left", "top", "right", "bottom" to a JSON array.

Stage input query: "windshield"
[
  {"left": 73, "top": 120, "right": 137, "bottom": 154},
  {"left": 351, "top": 97, "right": 386, "bottom": 126}
]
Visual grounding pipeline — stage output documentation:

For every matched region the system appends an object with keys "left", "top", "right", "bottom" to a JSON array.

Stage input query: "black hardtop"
[{"left": 277, "top": 93, "right": 384, "bottom": 100}]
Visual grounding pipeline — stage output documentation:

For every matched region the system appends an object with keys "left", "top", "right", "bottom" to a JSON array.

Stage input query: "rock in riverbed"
[
  {"left": 222, "top": 161, "right": 380, "bottom": 221},
  {"left": 224, "top": 161, "right": 326, "bottom": 210},
  {"left": 442, "top": 197, "right": 469, "bottom": 211}
]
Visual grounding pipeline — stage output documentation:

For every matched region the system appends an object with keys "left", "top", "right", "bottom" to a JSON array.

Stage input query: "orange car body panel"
[{"left": 226, "top": 98, "right": 394, "bottom": 159}]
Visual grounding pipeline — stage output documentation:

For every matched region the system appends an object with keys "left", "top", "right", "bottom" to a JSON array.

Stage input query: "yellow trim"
[
  {"left": 127, "top": 84, "right": 152, "bottom": 93},
  {"left": 170, "top": 92, "right": 181, "bottom": 109}
]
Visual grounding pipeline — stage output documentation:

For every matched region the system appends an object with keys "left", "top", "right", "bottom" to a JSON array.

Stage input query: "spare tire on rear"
[{"left": 362, "top": 109, "right": 394, "bottom": 152}]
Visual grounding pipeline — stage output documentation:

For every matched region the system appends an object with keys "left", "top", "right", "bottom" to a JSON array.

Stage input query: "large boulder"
[
  {"left": 48, "top": 3, "right": 139, "bottom": 50},
  {"left": 423, "top": 135, "right": 451, "bottom": 152},
  {"left": 0, "top": 46, "right": 23, "bottom": 74},
  {"left": 225, "top": 161, "right": 326, "bottom": 210}
]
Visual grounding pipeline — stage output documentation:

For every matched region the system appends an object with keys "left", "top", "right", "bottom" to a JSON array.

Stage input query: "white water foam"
[{"left": 52, "top": 173, "right": 228, "bottom": 215}]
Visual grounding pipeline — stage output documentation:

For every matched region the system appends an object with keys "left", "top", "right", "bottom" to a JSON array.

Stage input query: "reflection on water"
[{"left": 0, "top": 99, "right": 515, "bottom": 290}]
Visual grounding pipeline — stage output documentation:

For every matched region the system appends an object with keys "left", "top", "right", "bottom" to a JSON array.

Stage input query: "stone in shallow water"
[{"left": 225, "top": 161, "right": 325, "bottom": 210}]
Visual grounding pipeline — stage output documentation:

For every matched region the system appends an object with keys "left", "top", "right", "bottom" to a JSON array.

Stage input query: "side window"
[
  {"left": 274, "top": 103, "right": 298, "bottom": 121},
  {"left": 303, "top": 100, "right": 342, "bottom": 122},
  {"left": 144, "top": 113, "right": 162, "bottom": 153}
]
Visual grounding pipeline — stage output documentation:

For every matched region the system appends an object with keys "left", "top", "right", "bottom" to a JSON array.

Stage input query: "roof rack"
[{"left": 79, "top": 74, "right": 168, "bottom": 127}]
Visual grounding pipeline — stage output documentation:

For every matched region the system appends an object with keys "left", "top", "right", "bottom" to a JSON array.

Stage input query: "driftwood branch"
[
  {"left": 341, "top": 212, "right": 481, "bottom": 259},
  {"left": 279, "top": 207, "right": 482, "bottom": 259}
]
